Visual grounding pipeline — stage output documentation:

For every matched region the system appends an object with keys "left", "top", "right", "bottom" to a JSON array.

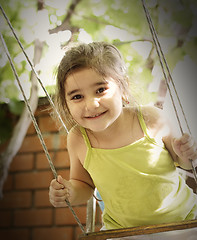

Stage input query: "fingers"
[
  {"left": 50, "top": 177, "right": 64, "bottom": 190},
  {"left": 179, "top": 133, "right": 191, "bottom": 144},
  {"left": 181, "top": 134, "right": 197, "bottom": 160},
  {"left": 57, "top": 175, "right": 70, "bottom": 189},
  {"left": 49, "top": 175, "right": 70, "bottom": 208},
  {"left": 173, "top": 133, "right": 197, "bottom": 161}
]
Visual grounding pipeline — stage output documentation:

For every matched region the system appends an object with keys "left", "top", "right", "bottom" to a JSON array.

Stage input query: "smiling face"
[{"left": 65, "top": 68, "right": 124, "bottom": 132}]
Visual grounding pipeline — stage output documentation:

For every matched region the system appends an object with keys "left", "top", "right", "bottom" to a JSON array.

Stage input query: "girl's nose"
[{"left": 85, "top": 97, "right": 100, "bottom": 110}]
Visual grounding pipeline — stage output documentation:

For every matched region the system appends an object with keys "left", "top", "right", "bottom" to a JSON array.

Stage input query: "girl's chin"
[{"left": 85, "top": 123, "right": 111, "bottom": 133}]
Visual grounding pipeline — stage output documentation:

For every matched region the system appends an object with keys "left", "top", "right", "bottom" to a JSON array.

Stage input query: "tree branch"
[{"left": 48, "top": 0, "right": 81, "bottom": 34}]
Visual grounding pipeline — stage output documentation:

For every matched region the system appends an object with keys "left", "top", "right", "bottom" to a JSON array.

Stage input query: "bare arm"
[
  {"left": 49, "top": 128, "right": 94, "bottom": 207},
  {"left": 142, "top": 105, "right": 197, "bottom": 170}
]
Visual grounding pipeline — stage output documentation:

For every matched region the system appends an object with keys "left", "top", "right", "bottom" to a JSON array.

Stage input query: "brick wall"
[{"left": 0, "top": 101, "right": 102, "bottom": 240}]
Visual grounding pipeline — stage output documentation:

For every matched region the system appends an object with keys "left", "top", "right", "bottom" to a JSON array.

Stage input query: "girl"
[{"left": 49, "top": 42, "right": 197, "bottom": 230}]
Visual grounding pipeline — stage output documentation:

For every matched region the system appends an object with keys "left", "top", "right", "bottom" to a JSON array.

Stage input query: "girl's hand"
[
  {"left": 49, "top": 175, "right": 73, "bottom": 207},
  {"left": 172, "top": 133, "right": 197, "bottom": 169}
]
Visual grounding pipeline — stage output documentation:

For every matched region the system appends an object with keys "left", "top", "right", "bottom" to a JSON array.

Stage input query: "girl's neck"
[
  {"left": 85, "top": 107, "right": 137, "bottom": 149},
  {"left": 88, "top": 107, "right": 126, "bottom": 135}
]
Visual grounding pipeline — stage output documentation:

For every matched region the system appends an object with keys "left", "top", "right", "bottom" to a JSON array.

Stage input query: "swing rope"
[
  {"left": 0, "top": 6, "right": 86, "bottom": 235},
  {"left": 141, "top": 0, "right": 197, "bottom": 184}
]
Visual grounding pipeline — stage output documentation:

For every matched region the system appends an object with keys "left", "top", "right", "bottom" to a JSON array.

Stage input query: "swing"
[{"left": 1, "top": 0, "right": 197, "bottom": 239}]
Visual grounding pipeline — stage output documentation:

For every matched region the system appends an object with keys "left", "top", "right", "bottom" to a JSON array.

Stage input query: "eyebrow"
[{"left": 66, "top": 81, "right": 107, "bottom": 96}]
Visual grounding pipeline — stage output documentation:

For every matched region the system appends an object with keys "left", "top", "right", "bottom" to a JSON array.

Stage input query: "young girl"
[{"left": 49, "top": 42, "right": 197, "bottom": 230}]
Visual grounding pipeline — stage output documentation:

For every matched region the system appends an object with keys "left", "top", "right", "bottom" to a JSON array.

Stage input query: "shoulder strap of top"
[
  {"left": 137, "top": 106, "right": 150, "bottom": 138},
  {"left": 80, "top": 126, "right": 92, "bottom": 149},
  {"left": 137, "top": 106, "right": 165, "bottom": 146}
]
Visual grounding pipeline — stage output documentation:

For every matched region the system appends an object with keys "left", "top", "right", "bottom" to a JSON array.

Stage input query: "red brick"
[
  {"left": 19, "top": 134, "right": 67, "bottom": 153},
  {"left": 36, "top": 150, "right": 70, "bottom": 170},
  {"left": 75, "top": 226, "right": 88, "bottom": 239},
  {"left": 0, "top": 211, "right": 11, "bottom": 227},
  {"left": 10, "top": 154, "right": 34, "bottom": 172},
  {"left": 51, "top": 133, "right": 67, "bottom": 151},
  {"left": 39, "top": 115, "right": 58, "bottom": 132},
  {"left": 59, "top": 134, "right": 68, "bottom": 150},
  {"left": 35, "top": 152, "right": 53, "bottom": 170},
  {"left": 19, "top": 135, "right": 45, "bottom": 153},
  {"left": 14, "top": 209, "right": 53, "bottom": 226},
  {"left": 3, "top": 175, "right": 13, "bottom": 191},
  {"left": 15, "top": 171, "right": 53, "bottom": 190},
  {"left": 55, "top": 206, "right": 87, "bottom": 225},
  {"left": 27, "top": 122, "right": 36, "bottom": 134},
  {"left": 0, "top": 229, "right": 29, "bottom": 240},
  {"left": 0, "top": 191, "right": 32, "bottom": 209},
  {"left": 33, "top": 227, "right": 73, "bottom": 240},
  {"left": 34, "top": 190, "right": 51, "bottom": 207}
]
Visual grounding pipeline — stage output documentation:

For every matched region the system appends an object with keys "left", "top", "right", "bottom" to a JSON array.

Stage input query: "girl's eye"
[
  {"left": 96, "top": 87, "right": 106, "bottom": 94},
  {"left": 71, "top": 94, "right": 82, "bottom": 100}
]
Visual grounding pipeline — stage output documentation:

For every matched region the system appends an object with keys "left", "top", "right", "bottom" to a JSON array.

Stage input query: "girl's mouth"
[{"left": 85, "top": 111, "right": 107, "bottom": 119}]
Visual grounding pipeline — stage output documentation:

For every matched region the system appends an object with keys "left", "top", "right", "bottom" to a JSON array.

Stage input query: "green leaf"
[
  {"left": 183, "top": 38, "right": 197, "bottom": 64},
  {"left": 8, "top": 100, "right": 25, "bottom": 115},
  {"left": 172, "top": 9, "right": 193, "bottom": 28},
  {"left": 166, "top": 47, "right": 185, "bottom": 70},
  {"left": 45, "top": 85, "right": 56, "bottom": 96}
]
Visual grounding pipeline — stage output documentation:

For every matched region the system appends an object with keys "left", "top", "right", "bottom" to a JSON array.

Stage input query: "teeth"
[
  {"left": 91, "top": 113, "right": 100, "bottom": 117},
  {"left": 88, "top": 113, "right": 101, "bottom": 118},
  {"left": 85, "top": 111, "right": 106, "bottom": 118}
]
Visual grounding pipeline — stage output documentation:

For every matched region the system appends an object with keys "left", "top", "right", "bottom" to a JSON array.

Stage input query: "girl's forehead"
[
  {"left": 65, "top": 68, "right": 109, "bottom": 87},
  {"left": 67, "top": 67, "right": 100, "bottom": 78}
]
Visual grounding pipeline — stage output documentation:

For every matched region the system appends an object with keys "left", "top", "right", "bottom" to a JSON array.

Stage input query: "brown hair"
[{"left": 55, "top": 41, "right": 131, "bottom": 131}]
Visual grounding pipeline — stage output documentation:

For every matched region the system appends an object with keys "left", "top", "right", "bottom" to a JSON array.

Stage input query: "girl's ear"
[{"left": 122, "top": 95, "right": 130, "bottom": 105}]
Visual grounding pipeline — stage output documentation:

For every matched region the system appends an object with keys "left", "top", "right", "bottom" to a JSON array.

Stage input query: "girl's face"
[{"left": 65, "top": 68, "right": 123, "bottom": 133}]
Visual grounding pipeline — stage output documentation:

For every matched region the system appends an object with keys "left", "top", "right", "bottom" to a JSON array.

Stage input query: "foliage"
[{"left": 0, "top": 0, "right": 197, "bottom": 143}]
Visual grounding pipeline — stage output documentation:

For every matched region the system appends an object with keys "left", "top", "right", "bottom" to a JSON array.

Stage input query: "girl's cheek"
[
  {"left": 66, "top": 101, "right": 74, "bottom": 110},
  {"left": 69, "top": 105, "right": 80, "bottom": 117}
]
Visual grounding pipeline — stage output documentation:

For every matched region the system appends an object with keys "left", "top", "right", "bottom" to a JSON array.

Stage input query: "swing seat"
[{"left": 79, "top": 219, "right": 197, "bottom": 240}]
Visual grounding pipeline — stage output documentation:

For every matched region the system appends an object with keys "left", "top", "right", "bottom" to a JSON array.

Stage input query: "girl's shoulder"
[
  {"left": 141, "top": 105, "right": 164, "bottom": 123},
  {"left": 140, "top": 105, "right": 169, "bottom": 136},
  {"left": 124, "top": 105, "right": 165, "bottom": 129},
  {"left": 67, "top": 125, "right": 85, "bottom": 151},
  {"left": 67, "top": 125, "right": 88, "bottom": 165}
]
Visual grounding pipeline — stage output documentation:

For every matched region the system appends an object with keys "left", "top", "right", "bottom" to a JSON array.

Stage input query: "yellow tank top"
[{"left": 80, "top": 108, "right": 197, "bottom": 229}]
